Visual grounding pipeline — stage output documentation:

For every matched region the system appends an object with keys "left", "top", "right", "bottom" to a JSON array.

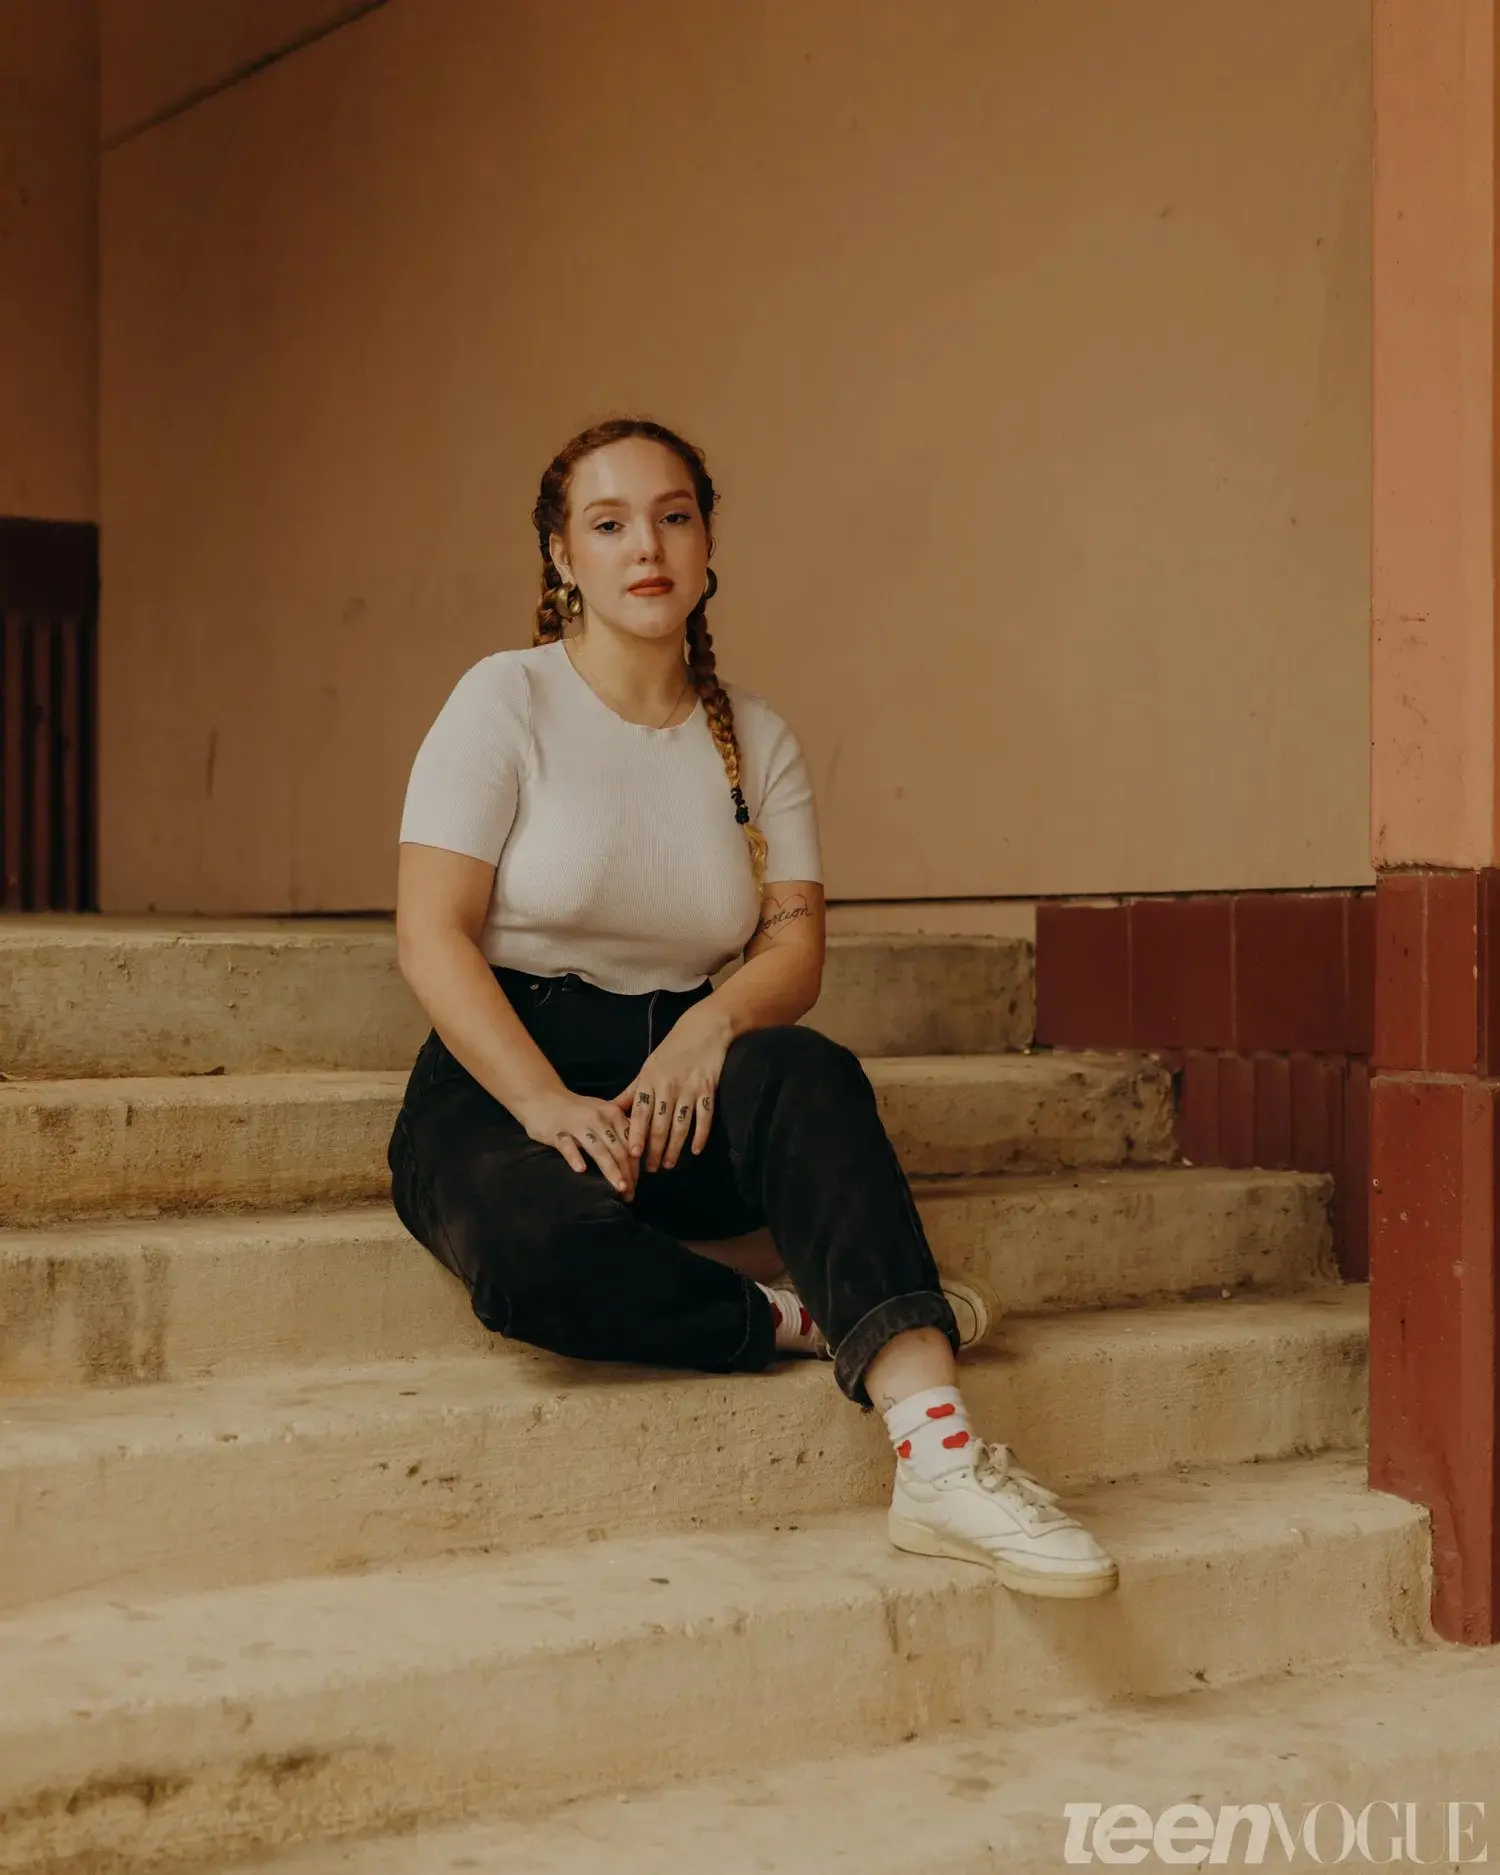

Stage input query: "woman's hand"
[
  {"left": 613, "top": 1006, "right": 733, "bottom": 1175},
  {"left": 511, "top": 1090, "right": 638, "bottom": 1197}
]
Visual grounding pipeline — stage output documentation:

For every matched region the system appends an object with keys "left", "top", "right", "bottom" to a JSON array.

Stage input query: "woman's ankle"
[{"left": 864, "top": 1325, "right": 959, "bottom": 1411}]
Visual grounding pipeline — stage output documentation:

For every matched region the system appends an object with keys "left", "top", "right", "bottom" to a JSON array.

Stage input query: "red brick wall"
[{"left": 1036, "top": 892, "right": 1374, "bottom": 1277}]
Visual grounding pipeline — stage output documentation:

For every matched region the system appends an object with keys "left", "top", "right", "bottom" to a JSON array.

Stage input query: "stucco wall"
[
  {"left": 99, "top": 0, "right": 375, "bottom": 142},
  {"left": 99, "top": 0, "right": 1372, "bottom": 912},
  {"left": 0, "top": 0, "right": 97, "bottom": 522}
]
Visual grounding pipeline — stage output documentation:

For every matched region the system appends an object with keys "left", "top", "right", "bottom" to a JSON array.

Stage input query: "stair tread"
[
  {"left": 0, "top": 1050, "right": 1161, "bottom": 1101},
  {"left": 0, "top": 1052, "right": 1176, "bottom": 1228},
  {"left": 3, "top": 928, "right": 1036, "bottom": 1077},
  {"left": 0, "top": 1452, "right": 1416, "bottom": 1729},
  {"left": 0, "top": 1069, "right": 407, "bottom": 1102},
  {"left": 0, "top": 1163, "right": 1330, "bottom": 1254},
  {"left": 0, "top": 918, "right": 401, "bottom": 944},
  {"left": 0, "top": 1289, "right": 1366, "bottom": 1451},
  {"left": 216, "top": 1641, "right": 1499, "bottom": 1875},
  {"left": 0, "top": 923, "right": 1022, "bottom": 949}
]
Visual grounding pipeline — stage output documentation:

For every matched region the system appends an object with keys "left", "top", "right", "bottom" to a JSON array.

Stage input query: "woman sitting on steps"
[{"left": 387, "top": 416, "right": 1117, "bottom": 1601}]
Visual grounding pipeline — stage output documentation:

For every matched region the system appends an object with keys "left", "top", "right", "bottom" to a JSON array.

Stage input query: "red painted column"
[
  {"left": 1371, "top": 876, "right": 1500, "bottom": 1641},
  {"left": 1369, "top": 2, "right": 1500, "bottom": 1643}
]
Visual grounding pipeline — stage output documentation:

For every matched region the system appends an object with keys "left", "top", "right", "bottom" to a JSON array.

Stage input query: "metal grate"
[{"left": 0, "top": 521, "right": 99, "bottom": 912}]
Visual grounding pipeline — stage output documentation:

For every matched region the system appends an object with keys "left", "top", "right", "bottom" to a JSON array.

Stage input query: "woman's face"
[{"left": 551, "top": 437, "right": 711, "bottom": 643}]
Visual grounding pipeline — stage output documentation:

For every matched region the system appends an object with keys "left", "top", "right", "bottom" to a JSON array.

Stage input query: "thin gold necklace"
[{"left": 566, "top": 636, "right": 693, "bottom": 729}]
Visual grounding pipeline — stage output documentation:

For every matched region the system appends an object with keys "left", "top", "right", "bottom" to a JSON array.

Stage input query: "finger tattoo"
[
  {"left": 585, "top": 1130, "right": 598, "bottom": 1143},
  {"left": 658, "top": 1099, "right": 669, "bottom": 1115},
  {"left": 700, "top": 1094, "right": 712, "bottom": 1109},
  {"left": 605, "top": 1128, "right": 619, "bottom": 1143},
  {"left": 637, "top": 1091, "right": 652, "bottom": 1106},
  {"left": 677, "top": 1104, "right": 690, "bottom": 1121}
]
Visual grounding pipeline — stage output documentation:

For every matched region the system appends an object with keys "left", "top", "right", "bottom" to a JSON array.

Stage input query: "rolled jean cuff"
[{"left": 832, "top": 1289, "right": 960, "bottom": 1406}]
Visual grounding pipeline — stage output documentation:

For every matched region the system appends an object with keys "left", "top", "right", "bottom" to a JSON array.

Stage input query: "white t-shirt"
[{"left": 399, "top": 640, "right": 824, "bottom": 994}]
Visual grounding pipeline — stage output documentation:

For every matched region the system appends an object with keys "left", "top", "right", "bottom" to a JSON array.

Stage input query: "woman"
[{"left": 388, "top": 417, "right": 1116, "bottom": 1599}]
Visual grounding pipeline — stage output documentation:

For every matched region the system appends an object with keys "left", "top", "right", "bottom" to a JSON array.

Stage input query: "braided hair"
[{"left": 531, "top": 418, "right": 769, "bottom": 890}]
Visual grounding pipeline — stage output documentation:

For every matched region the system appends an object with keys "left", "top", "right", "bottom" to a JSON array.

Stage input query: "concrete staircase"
[{"left": 0, "top": 920, "right": 1493, "bottom": 1875}]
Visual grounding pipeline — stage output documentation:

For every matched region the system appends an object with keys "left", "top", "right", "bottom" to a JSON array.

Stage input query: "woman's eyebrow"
[{"left": 581, "top": 488, "right": 696, "bottom": 516}]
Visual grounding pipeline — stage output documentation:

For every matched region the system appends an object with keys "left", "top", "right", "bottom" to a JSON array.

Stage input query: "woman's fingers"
[
  {"left": 646, "top": 1088, "right": 676, "bottom": 1173},
  {"left": 592, "top": 1108, "right": 636, "bottom": 1191},
  {"left": 556, "top": 1106, "right": 633, "bottom": 1195},
  {"left": 570, "top": 1117, "right": 626, "bottom": 1192},
  {"left": 690, "top": 1086, "right": 714, "bottom": 1155},
  {"left": 629, "top": 1088, "right": 653, "bottom": 1160},
  {"left": 553, "top": 1131, "right": 588, "bottom": 1176},
  {"left": 577, "top": 1125, "right": 627, "bottom": 1192},
  {"left": 661, "top": 1091, "right": 698, "bottom": 1172}
]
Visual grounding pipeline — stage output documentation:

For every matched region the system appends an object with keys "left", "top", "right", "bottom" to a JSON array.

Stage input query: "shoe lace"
[{"left": 971, "top": 1440, "right": 1069, "bottom": 1527}]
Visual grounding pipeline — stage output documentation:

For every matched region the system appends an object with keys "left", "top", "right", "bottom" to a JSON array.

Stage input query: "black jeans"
[{"left": 387, "top": 967, "right": 957, "bottom": 1405}]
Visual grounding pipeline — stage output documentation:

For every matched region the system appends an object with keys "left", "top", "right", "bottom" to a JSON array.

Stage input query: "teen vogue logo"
[{"left": 1061, "top": 1800, "right": 1487, "bottom": 1865}]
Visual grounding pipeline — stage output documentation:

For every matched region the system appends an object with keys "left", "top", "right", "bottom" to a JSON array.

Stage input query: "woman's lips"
[{"left": 628, "top": 579, "right": 674, "bottom": 595}]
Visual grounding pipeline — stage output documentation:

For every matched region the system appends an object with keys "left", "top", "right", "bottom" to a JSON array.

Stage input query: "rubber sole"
[
  {"left": 888, "top": 1511, "right": 1121, "bottom": 1600},
  {"left": 941, "top": 1273, "right": 1002, "bottom": 1349}
]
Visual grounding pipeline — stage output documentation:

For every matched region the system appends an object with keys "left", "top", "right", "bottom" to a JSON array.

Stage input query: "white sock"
[
  {"left": 757, "top": 1284, "right": 822, "bottom": 1354},
  {"left": 882, "top": 1385, "right": 975, "bottom": 1480}
]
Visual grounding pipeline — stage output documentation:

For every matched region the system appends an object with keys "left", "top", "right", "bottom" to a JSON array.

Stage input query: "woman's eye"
[
  {"left": 593, "top": 519, "right": 621, "bottom": 534},
  {"left": 662, "top": 511, "right": 692, "bottom": 526}
]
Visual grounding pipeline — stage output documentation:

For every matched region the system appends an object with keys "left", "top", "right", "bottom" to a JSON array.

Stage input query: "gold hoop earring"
[{"left": 563, "top": 583, "right": 583, "bottom": 619}]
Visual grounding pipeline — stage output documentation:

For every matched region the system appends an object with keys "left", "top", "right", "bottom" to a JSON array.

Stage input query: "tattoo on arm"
[{"left": 753, "top": 890, "right": 812, "bottom": 942}]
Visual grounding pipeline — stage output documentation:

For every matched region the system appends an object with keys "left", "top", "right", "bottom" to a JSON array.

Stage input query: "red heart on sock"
[
  {"left": 897, "top": 1440, "right": 912, "bottom": 1458},
  {"left": 926, "top": 1403, "right": 957, "bottom": 1419},
  {"left": 942, "top": 1430, "right": 971, "bottom": 1450}
]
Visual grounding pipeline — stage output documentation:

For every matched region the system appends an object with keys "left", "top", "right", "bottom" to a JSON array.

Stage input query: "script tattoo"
[{"left": 754, "top": 890, "right": 812, "bottom": 942}]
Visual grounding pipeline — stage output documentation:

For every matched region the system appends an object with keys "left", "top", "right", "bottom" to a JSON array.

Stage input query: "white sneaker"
[
  {"left": 939, "top": 1273, "right": 1000, "bottom": 1350},
  {"left": 889, "top": 1440, "right": 1119, "bottom": 1599},
  {"left": 777, "top": 1273, "right": 1001, "bottom": 1360}
]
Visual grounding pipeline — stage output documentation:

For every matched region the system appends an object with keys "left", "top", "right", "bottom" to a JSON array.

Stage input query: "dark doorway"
[{"left": 0, "top": 518, "right": 99, "bottom": 911}]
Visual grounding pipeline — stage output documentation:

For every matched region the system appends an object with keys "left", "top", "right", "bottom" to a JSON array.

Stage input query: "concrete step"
[
  {"left": 0, "top": 1291, "right": 1367, "bottom": 1612},
  {"left": 222, "top": 1644, "right": 1500, "bottom": 1875},
  {"left": 806, "top": 933, "right": 1034, "bottom": 1056},
  {"left": 0, "top": 923, "right": 1032, "bottom": 1077},
  {"left": 0, "top": 1456, "right": 1427, "bottom": 1875},
  {"left": 0, "top": 1168, "right": 1332, "bottom": 1391},
  {"left": 0, "top": 1052, "right": 1175, "bottom": 1226}
]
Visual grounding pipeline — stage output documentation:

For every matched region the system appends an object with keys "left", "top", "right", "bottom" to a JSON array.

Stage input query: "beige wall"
[
  {"left": 99, "top": 0, "right": 1372, "bottom": 913},
  {"left": 0, "top": 0, "right": 98, "bottom": 522},
  {"left": 100, "top": 0, "right": 375, "bottom": 143}
]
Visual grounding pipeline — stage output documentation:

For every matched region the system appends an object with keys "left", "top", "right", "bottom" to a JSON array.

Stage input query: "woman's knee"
[
  {"left": 727, "top": 1023, "right": 869, "bottom": 1091},
  {"left": 459, "top": 1203, "right": 607, "bottom": 1337},
  {"left": 419, "top": 1139, "right": 621, "bottom": 1307}
]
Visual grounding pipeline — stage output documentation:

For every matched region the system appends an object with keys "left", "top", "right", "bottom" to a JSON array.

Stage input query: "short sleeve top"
[{"left": 398, "top": 640, "right": 823, "bottom": 994}]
